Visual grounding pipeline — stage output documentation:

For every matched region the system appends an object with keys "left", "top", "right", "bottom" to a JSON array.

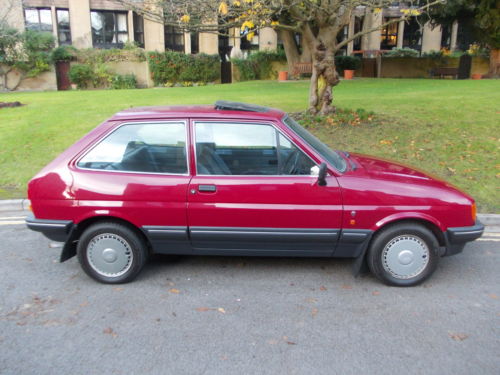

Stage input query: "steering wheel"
[{"left": 281, "top": 150, "right": 300, "bottom": 175}]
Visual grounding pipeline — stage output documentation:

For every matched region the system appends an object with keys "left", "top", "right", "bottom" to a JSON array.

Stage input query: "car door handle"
[{"left": 198, "top": 184, "right": 217, "bottom": 193}]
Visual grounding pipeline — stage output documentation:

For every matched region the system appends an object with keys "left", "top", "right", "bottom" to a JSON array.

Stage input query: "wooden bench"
[
  {"left": 291, "top": 63, "right": 313, "bottom": 77},
  {"left": 431, "top": 67, "right": 459, "bottom": 79}
]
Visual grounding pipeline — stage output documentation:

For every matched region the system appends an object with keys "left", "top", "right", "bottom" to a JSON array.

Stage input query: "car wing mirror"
[{"left": 316, "top": 163, "right": 327, "bottom": 186}]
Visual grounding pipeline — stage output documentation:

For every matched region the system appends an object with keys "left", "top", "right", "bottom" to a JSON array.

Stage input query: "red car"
[{"left": 26, "top": 101, "right": 483, "bottom": 286}]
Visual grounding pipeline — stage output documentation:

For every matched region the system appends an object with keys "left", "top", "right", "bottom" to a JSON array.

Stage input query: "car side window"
[
  {"left": 77, "top": 122, "right": 187, "bottom": 174},
  {"left": 195, "top": 122, "right": 315, "bottom": 176}
]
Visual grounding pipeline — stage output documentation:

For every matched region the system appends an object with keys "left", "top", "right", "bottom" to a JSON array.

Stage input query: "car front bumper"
[
  {"left": 25, "top": 213, "right": 74, "bottom": 242},
  {"left": 444, "top": 220, "right": 484, "bottom": 256}
]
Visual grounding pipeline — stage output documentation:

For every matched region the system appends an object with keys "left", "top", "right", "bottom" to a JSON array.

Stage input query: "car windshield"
[{"left": 282, "top": 116, "right": 347, "bottom": 173}]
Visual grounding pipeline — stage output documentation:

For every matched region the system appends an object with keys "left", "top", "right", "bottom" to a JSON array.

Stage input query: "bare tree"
[{"left": 114, "top": 0, "right": 442, "bottom": 114}]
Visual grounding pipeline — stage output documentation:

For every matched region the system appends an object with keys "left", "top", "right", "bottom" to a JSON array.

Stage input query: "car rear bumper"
[
  {"left": 444, "top": 220, "right": 484, "bottom": 256},
  {"left": 25, "top": 213, "right": 74, "bottom": 242}
]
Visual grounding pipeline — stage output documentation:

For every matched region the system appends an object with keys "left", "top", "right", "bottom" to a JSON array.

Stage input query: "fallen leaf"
[
  {"left": 488, "top": 293, "right": 498, "bottom": 299},
  {"left": 196, "top": 307, "right": 212, "bottom": 312},
  {"left": 113, "top": 287, "right": 123, "bottom": 292},
  {"left": 311, "top": 308, "right": 318, "bottom": 317},
  {"left": 305, "top": 298, "right": 317, "bottom": 303},
  {"left": 103, "top": 327, "right": 117, "bottom": 337},
  {"left": 372, "top": 291, "right": 380, "bottom": 296},
  {"left": 341, "top": 284, "right": 352, "bottom": 290},
  {"left": 449, "top": 332, "right": 468, "bottom": 341},
  {"left": 319, "top": 286, "right": 327, "bottom": 291},
  {"left": 169, "top": 288, "right": 180, "bottom": 294},
  {"left": 217, "top": 307, "right": 226, "bottom": 314},
  {"left": 286, "top": 341, "right": 297, "bottom": 345}
]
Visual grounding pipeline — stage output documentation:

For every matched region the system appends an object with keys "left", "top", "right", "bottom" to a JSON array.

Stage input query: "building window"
[
  {"left": 91, "top": 10, "right": 128, "bottom": 49},
  {"left": 133, "top": 13, "right": 144, "bottom": 48},
  {"left": 402, "top": 18, "right": 421, "bottom": 51},
  {"left": 56, "top": 9, "right": 71, "bottom": 45},
  {"left": 440, "top": 24, "right": 452, "bottom": 49},
  {"left": 191, "top": 32, "right": 199, "bottom": 54},
  {"left": 353, "top": 16, "right": 364, "bottom": 51},
  {"left": 381, "top": 18, "right": 398, "bottom": 49},
  {"left": 24, "top": 8, "right": 53, "bottom": 32},
  {"left": 164, "top": 25, "right": 184, "bottom": 51}
]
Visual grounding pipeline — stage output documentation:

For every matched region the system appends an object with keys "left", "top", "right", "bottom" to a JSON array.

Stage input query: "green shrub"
[
  {"left": 148, "top": 51, "right": 220, "bottom": 85},
  {"left": 14, "top": 31, "right": 55, "bottom": 78},
  {"left": 69, "top": 64, "right": 93, "bottom": 89},
  {"left": 75, "top": 47, "right": 146, "bottom": 64},
  {"left": 50, "top": 45, "right": 77, "bottom": 62},
  {"left": 385, "top": 48, "right": 420, "bottom": 58},
  {"left": 111, "top": 74, "right": 137, "bottom": 89},
  {"left": 421, "top": 50, "right": 443, "bottom": 59},
  {"left": 335, "top": 55, "right": 361, "bottom": 71},
  {"left": 231, "top": 49, "right": 287, "bottom": 81}
]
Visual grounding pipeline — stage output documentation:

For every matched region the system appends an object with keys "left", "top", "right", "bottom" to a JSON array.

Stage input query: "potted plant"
[{"left": 335, "top": 55, "right": 361, "bottom": 80}]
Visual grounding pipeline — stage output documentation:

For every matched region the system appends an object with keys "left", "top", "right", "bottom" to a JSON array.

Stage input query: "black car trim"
[
  {"left": 444, "top": 220, "right": 484, "bottom": 256},
  {"left": 336, "top": 229, "right": 373, "bottom": 258},
  {"left": 141, "top": 226, "right": 192, "bottom": 254},
  {"left": 25, "top": 214, "right": 73, "bottom": 242},
  {"left": 190, "top": 227, "right": 339, "bottom": 241}
]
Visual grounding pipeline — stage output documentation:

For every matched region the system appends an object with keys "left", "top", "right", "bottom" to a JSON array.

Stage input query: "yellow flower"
[
  {"left": 246, "top": 31, "right": 255, "bottom": 41},
  {"left": 400, "top": 9, "right": 410, "bottom": 15},
  {"left": 241, "top": 20, "right": 255, "bottom": 32},
  {"left": 232, "top": 0, "right": 241, "bottom": 5},
  {"left": 410, "top": 9, "right": 421, "bottom": 16},
  {"left": 374, "top": 8, "right": 382, "bottom": 14},
  {"left": 218, "top": 2, "right": 228, "bottom": 15},
  {"left": 271, "top": 20, "right": 279, "bottom": 26},
  {"left": 180, "top": 14, "right": 190, "bottom": 23}
]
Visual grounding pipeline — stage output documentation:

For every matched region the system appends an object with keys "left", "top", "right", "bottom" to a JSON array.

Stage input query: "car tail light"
[{"left": 471, "top": 203, "right": 477, "bottom": 222}]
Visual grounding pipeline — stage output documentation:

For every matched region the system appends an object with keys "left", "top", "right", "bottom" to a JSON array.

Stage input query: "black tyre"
[
  {"left": 77, "top": 222, "right": 148, "bottom": 284},
  {"left": 367, "top": 223, "right": 439, "bottom": 287}
]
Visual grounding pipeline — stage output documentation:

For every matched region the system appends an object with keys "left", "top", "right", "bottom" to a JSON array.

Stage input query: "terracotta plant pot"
[
  {"left": 278, "top": 71, "right": 288, "bottom": 81},
  {"left": 344, "top": 70, "right": 354, "bottom": 80},
  {"left": 471, "top": 73, "right": 482, "bottom": 80}
]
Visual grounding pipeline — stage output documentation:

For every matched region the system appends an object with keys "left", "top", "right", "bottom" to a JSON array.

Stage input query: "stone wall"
[
  {"left": 361, "top": 57, "right": 490, "bottom": 78},
  {"left": 106, "top": 61, "right": 153, "bottom": 88},
  {"left": 0, "top": 66, "right": 58, "bottom": 91}
]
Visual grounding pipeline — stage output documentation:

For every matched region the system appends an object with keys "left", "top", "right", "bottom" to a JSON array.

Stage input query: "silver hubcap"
[
  {"left": 382, "top": 235, "right": 429, "bottom": 279},
  {"left": 87, "top": 233, "right": 133, "bottom": 277}
]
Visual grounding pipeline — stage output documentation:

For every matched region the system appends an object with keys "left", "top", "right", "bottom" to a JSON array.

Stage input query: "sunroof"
[{"left": 214, "top": 100, "right": 269, "bottom": 113}]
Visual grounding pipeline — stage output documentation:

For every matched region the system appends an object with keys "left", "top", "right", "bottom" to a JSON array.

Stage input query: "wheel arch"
[
  {"left": 372, "top": 217, "right": 446, "bottom": 247},
  {"left": 60, "top": 215, "right": 153, "bottom": 262}
]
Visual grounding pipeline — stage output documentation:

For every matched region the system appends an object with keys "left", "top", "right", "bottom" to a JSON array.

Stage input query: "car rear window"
[{"left": 77, "top": 122, "right": 188, "bottom": 174}]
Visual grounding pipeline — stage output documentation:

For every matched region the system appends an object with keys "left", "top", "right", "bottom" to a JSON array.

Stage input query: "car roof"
[{"left": 110, "top": 101, "right": 287, "bottom": 122}]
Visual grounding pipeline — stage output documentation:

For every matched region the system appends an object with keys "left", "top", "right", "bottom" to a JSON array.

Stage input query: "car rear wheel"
[
  {"left": 77, "top": 222, "right": 148, "bottom": 284},
  {"left": 367, "top": 223, "right": 439, "bottom": 287}
]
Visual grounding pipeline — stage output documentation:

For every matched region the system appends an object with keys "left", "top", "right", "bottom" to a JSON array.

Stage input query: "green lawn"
[{"left": 0, "top": 78, "right": 499, "bottom": 212}]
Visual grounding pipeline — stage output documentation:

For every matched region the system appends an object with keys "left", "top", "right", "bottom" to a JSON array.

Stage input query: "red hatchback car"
[{"left": 26, "top": 101, "right": 483, "bottom": 286}]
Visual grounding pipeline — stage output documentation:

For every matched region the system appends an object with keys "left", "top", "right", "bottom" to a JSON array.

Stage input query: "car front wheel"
[
  {"left": 77, "top": 222, "right": 148, "bottom": 284},
  {"left": 367, "top": 223, "right": 439, "bottom": 287}
]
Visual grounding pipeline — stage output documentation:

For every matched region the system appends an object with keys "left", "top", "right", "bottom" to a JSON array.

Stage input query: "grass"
[{"left": 0, "top": 78, "right": 499, "bottom": 212}]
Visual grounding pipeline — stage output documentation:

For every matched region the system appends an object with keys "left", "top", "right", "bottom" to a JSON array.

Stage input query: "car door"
[
  {"left": 187, "top": 120, "right": 343, "bottom": 256},
  {"left": 73, "top": 120, "right": 192, "bottom": 254}
]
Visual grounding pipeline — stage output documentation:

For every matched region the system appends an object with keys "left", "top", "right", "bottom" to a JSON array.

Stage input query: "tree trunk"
[
  {"left": 309, "top": 44, "right": 340, "bottom": 115},
  {"left": 488, "top": 48, "right": 500, "bottom": 78},
  {"left": 278, "top": 29, "right": 300, "bottom": 72}
]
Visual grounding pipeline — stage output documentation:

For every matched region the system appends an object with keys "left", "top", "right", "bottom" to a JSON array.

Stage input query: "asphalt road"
[{"left": 0, "top": 211, "right": 499, "bottom": 375}]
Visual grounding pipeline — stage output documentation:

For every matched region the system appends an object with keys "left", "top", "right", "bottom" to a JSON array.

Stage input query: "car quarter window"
[
  {"left": 77, "top": 122, "right": 188, "bottom": 174},
  {"left": 195, "top": 122, "right": 315, "bottom": 176}
]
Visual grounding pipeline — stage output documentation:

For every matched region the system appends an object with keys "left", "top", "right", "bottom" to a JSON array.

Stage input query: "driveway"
[{"left": 0, "top": 211, "right": 499, "bottom": 375}]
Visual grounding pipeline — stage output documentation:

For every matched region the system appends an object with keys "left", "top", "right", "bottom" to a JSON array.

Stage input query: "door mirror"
[{"left": 317, "top": 163, "right": 327, "bottom": 186}]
